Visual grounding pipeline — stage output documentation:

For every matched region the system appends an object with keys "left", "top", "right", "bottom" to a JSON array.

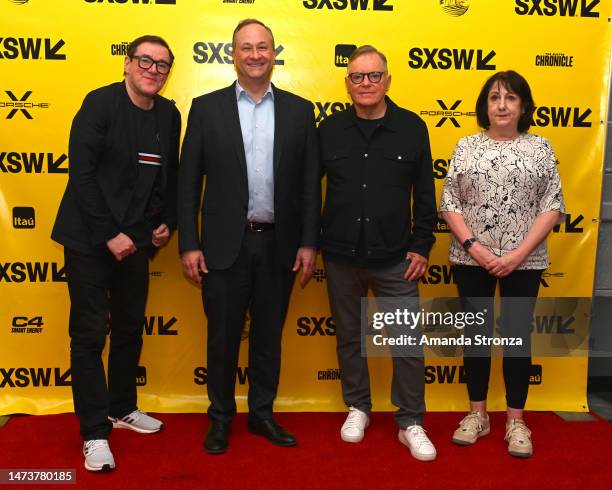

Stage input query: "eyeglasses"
[
  {"left": 131, "top": 55, "right": 172, "bottom": 75},
  {"left": 346, "top": 71, "right": 386, "bottom": 84}
]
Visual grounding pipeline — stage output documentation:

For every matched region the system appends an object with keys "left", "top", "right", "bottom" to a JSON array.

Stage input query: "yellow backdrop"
[{"left": 1, "top": 0, "right": 610, "bottom": 415}]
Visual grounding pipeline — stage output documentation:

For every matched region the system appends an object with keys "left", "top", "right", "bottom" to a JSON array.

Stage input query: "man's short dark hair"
[
  {"left": 127, "top": 35, "right": 174, "bottom": 64},
  {"left": 348, "top": 45, "right": 388, "bottom": 70},
  {"left": 232, "top": 18, "right": 275, "bottom": 50},
  {"left": 475, "top": 70, "right": 535, "bottom": 133}
]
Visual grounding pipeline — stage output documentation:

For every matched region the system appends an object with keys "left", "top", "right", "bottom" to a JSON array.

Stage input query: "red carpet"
[{"left": 0, "top": 412, "right": 610, "bottom": 489}]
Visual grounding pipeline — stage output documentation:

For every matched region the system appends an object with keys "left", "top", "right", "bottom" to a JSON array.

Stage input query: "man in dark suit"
[
  {"left": 52, "top": 35, "right": 180, "bottom": 472},
  {"left": 178, "top": 18, "right": 320, "bottom": 454}
]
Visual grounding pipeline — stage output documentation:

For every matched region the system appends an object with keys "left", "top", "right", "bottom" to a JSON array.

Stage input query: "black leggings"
[{"left": 455, "top": 265, "right": 543, "bottom": 410}]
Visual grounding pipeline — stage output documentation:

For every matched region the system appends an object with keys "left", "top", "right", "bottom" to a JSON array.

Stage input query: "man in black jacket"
[
  {"left": 178, "top": 19, "right": 320, "bottom": 454},
  {"left": 319, "top": 45, "right": 437, "bottom": 460},
  {"left": 52, "top": 35, "right": 180, "bottom": 472}
]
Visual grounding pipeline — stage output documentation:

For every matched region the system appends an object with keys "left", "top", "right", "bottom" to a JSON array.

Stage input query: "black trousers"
[
  {"left": 201, "top": 230, "right": 295, "bottom": 424},
  {"left": 455, "top": 265, "right": 542, "bottom": 410},
  {"left": 65, "top": 247, "right": 149, "bottom": 440}
]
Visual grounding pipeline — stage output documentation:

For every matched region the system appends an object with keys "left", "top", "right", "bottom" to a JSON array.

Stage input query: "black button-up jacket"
[{"left": 319, "top": 97, "right": 436, "bottom": 264}]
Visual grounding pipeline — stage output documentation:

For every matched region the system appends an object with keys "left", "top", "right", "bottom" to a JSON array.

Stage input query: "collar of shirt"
[
  {"left": 344, "top": 96, "right": 401, "bottom": 133},
  {"left": 235, "top": 80, "right": 274, "bottom": 104}
]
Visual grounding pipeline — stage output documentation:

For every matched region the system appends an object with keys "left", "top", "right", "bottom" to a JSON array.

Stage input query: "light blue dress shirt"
[{"left": 236, "top": 81, "right": 275, "bottom": 223}]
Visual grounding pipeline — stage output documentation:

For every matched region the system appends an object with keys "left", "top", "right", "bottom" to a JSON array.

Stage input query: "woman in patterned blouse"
[{"left": 439, "top": 70, "right": 565, "bottom": 458}]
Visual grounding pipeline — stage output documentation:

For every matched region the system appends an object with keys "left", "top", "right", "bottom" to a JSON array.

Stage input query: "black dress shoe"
[
  {"left": 204, "top": 420, "right": 230, "bottom": 454},
  {"left": 248, "top": 419, "right": 297, "bottom": 447}
]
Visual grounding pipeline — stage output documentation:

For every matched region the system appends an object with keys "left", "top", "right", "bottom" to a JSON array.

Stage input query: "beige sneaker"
[
  {"left": 452, "top": 411, "right": 490, "bottom": 445},
  {"left": 505, "top": 419, "right": 532, "bottom": 458}
]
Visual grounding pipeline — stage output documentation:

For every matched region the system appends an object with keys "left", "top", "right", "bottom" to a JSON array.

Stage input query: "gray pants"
[{"left": 325, "top": 258, "right": 425, "bottom": 428}]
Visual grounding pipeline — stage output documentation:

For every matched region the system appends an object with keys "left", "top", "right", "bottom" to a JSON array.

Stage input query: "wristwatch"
[{"left": 462, "top": 237, "right": 477, "bottom": 251}]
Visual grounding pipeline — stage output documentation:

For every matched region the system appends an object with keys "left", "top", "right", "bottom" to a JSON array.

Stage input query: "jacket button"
[
  {"left": 356, "top": 217, "right": 361, "bottom": 222},
  {"left": 398, "top": 156, "right": 402, "bottom": 160},
  {"left": 365, "top": 217, "right": 370, "bottom": 222},
  {"left": 364, "top": 153, "right": 368, "bottom": 158},
  {"left": 362, "top": 184, "right": 367, "bottom": 189}
]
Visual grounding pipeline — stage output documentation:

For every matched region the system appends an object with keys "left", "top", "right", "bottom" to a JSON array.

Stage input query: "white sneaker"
[
  {"left": 398, "top": 424, "right": 437, "bottom": 461},
  {"left": 83, "top": 439, "right": 115, "bottom": 472},
  {"left": 340, "top": 407, "right": 369, "bottom": 443},
  {"left": 109, "top": 409, "right": 163, "bottom": 434}
]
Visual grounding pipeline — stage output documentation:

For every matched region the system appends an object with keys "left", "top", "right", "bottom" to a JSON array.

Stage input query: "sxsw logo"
[
  {"left": 0, "top": 91, "right": 50, "bottom": 119},
  {"left": 0, "top": 37, "right": 66, "bottom": 60},
  {"left": 143, "top": 315, "right": 178, "bottom": 335},
  {"left": 297, "top": 316, "right": 336, "bottom": 336},
  {"left": 335, "top": 44, "right": 356, "bottom": 67},
  {"left": 193, "top": 366, "right": 249, "bottom": 385},
  {"left": 12, "top": 207, "right": 35, "bottom": 229},
  {"left": 193, "top": 42, "right": 285, "bottom": 65},
  {"left": 420, "top": 100, "right": 476, "bottom": 127},
  {"left": 515, "top": 0, "right": 599, "bottom": 17},
  {"left": 0, "top": 367, "right": 71, "bottom": 388},
  {"left": 0, "top": 152, "right": 68, "bottom": 173},
  {"left": 0, "top": 262, "right": 66, "bottom": 283},
  {"left": 135, "top": 366, "right": 147, "bottom": 386},
  {"left": 424, "top": 364, "right": 542, "bottom": 384},
  {"left": 432, "top": 158, "right": 451, "bottom": 180},
  {"left": 84, "top": 0, "right": 176, "bottom": 4},
  {"left": 532, "top": 315, "right": 575, "bottom": 334},
  {"left": 315, "top": 101, "right": 351, "bottom": 123},
  {"left": 303, "top": 0, "right": 393, "bottom": 10},
  {"left": 552, "top": 214, "right": 584, "bottom": 233},
  {"left": 11, "top": 316, "right": 43, "bottom": 334},
  {"left": 420, "top": 264, "right": 456, "bottom": 285},
  {"left": 531, "top": 106, "right": 592, "bottom": 127},
  {"left": 408, "top": 48, "right": 496, "bottom": 71}
]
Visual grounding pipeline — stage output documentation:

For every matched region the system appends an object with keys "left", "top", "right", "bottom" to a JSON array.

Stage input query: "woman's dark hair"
[{"left": 475, "top": 70, "right": 535, "bottom": 133}]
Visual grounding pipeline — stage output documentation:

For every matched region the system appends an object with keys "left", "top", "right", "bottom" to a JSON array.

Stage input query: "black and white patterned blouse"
[{"left": 439, "top": 132, "right": 566, "bottom": 269}]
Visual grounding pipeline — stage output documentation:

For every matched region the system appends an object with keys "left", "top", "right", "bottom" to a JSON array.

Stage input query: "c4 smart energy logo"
[
  {"left": 515, "top": 0, "right": 599, "bottom": 17},
  {"left": 303, "top": 0, "right": 393, "bottom": 11},
  {"left": 11, "top": 316, "right": 43, "bottom": 334},
  {"left": 440, "top": 0, "right": 469, "bottom": 16}
]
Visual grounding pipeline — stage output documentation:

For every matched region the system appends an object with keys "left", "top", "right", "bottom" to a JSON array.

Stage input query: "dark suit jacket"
[
  {"left": 52, "top": 81, "right": 181, "bottom": 255},
  {"left": 178, "top": 82, "right": 320, "bottom": 270}
]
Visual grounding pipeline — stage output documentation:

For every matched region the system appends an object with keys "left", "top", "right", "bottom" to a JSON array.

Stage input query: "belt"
[{"left": 247, "top": 221, "right": 274, "bottom": 232}]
